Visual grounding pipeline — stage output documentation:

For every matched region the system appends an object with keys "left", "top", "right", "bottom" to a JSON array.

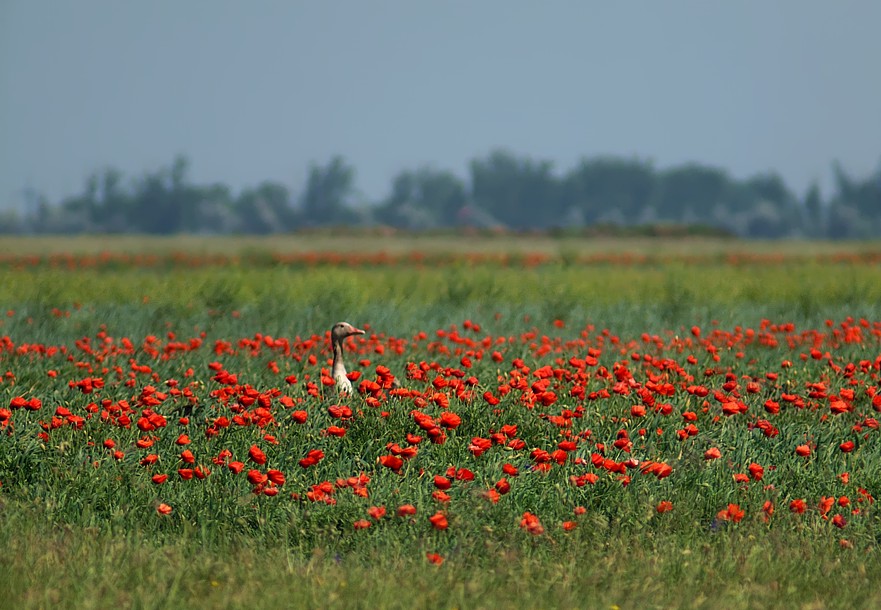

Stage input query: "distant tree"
[
  {"left": 379, "top": 171, "right": 415, "bottom": 220},
  {"left": 197, "top": 183, "right": 235, "bottom": 233},
  {"left": 415, "top": 168, "right": 467, "bottom": 226},
  {"left": 376, "top": 167, "right": 467, "bottom": 228},
  {"left": 298, "top": 156, "right": 356, "bottom": 226},
  {"left": 803, "top": 182, "right": 824, "bottom": 237},
  {"left": 746, "top": 172, "right": 795, "bottom": 209},
  {"left": 826, "top": 161, "right": 881, "bottom": 237},
  {"left": 16, "top": 149, "right": 881, "bottom": 239},
  {"left": 835, "top": 162, "right": 881, "bottom": 220},
  {"left": 653, "top": 164, "right": 731, "bottom": 223},
  {"left": 0, "top": 209, "right": 22, "bottom": 234},
  {"left": 562, "top": 157, "right": 655, "bottom": 225},
  {"left": 120, "top": 155, "right": 202, "bottom": 234},
  {"left": 832, "top": 162, "right": 856, "bottom": 206},
  {"left": 31, "top": 196, "right": 53, "bottom": 233},
  {"left": 129, "top": 167, "right": 171, "bottom": 233},
  {"left": 744, "top": 201, "right": 788, "bottom": 238},
  {"left": 469, "top": 149, "right": 561, "bottom": 229},
  {"left": 96, "top": 167, "right": 132, "bottom": 232},
  {"left": 234, "top": 181, "right": 294, "bottom": 234},
  {"left": 170, "top": 156, "right": 203, "bottom": 233},
  {"left": 743, "top": 172, "right": 798, "bottom": 237},
  {"left": 56, "top": 172, "right": 102, "bottom": 232},
  {"left": 826, "top": 201, "right": 861, "bottom": 239}
]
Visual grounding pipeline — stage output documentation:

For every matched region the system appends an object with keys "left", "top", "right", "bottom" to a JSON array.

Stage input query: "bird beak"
[{"left": 350, "top": 327, "right": 366, "bottom": 336}]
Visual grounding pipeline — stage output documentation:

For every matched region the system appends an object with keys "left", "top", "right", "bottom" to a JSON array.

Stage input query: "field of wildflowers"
[{"left": 2, "top": 236, "right": 881, "bottom": 609}]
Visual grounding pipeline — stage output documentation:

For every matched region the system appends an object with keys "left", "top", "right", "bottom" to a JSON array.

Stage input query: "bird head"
[{"left": 331, "top": 321, "right": 366, "bottom": 343}]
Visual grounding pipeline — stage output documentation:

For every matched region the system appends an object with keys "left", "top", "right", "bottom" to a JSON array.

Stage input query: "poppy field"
[{"left": 3, "top": 236, "right": 881, "bottom": 609}]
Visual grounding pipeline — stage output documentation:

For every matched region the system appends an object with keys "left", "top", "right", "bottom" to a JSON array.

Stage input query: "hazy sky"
[{"left": 2, "top": 1, "right": 880, "bottom": 210}]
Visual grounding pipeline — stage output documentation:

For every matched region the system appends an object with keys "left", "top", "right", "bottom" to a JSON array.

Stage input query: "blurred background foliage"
[{"left": 4, "top": 151, "right": 881, "bottom": 239}]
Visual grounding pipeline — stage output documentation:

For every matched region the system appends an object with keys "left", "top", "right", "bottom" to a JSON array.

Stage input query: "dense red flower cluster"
[{"left": 1, "top": 313, "right": 879, "bottom": 543}]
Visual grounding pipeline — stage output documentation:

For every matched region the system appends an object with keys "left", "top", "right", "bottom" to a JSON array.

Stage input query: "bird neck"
[{"left": 332, "top": 338, "right": 347, "bottom": 377}]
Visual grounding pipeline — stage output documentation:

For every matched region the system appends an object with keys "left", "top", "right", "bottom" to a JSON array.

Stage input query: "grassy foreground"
[
  {"left": 2, "top": 511, "right": 878, "bottom": 609},
  {"left": 2, "top": 235, "right": 881, "bottom": 609}
]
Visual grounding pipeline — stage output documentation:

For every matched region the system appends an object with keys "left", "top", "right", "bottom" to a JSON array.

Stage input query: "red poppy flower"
[
  {"left": 396, "top": 504, "right": 417, "bottom": 517},
  {"left": 328, "top": 405, "right": 353, "bottom": 419},
  {"left": 379, "top": 455, "right": 404, "bottom": 472},
  {"left": 248, "top": 445, "right": 267, "bottom": 465},
  {"left": 716, "top": 503, "right": 745, "bottom": 523},
  {"left": 454, "top": 467, "right": 474, "bottom": 481},
  {"left": 300, "top": 449, "right": 324, "bottom": 468},
  {"left": 557, "top": 440, "right": 577, "bottom": 452},
  {"left": 432, "top": 490, "right": 451, "bottom": 503},
  {"left": 247, "top": 469, "right": 268, "bottom": 485},
  {"left": 748, "top": 463, "right": 764, "bottom": 481},
  {"left": 468, "top": 437, "right": 492, "bottom": 456},
  {"left": 267, "top": 469, "right": 286, "bottom": 485},
  {"left": 439, "top": 412, "right": 461, "bottom": 429},
  {"left": 519, "top": 512, "right": 544, "bottom": 535},
  {"left": 704, "top": 448, "right": 721, "bottom": 460},
  {"left": 494, "top": 478, "right": 511, "bottom": 494},
  {"left": 428, "top": 512, "right": 448, "bottom": 530}
]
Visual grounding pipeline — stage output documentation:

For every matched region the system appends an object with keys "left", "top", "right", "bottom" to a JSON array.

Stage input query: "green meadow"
[{"left": 2, "top": 235, "right": 881, "bottom": 609}]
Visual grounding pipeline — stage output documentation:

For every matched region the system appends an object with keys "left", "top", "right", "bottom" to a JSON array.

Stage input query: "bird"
[{"left": 330, "top": 321, "right": 365, "bottom": 395}]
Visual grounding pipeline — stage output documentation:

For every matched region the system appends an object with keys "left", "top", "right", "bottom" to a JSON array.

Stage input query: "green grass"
[
  {"left": 2, "top": 236, "right": 881, "bottom": 609},
  {"left": 3, "top": 261, "right": 881, "bottom": 321},
  {"left": 2, "top": 509, "right": 878, "bottom": 610}
]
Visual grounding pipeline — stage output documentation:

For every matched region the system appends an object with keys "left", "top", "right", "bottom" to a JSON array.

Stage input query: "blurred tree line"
[{"left": 4, "top": 151, "right": 880, "bottom": 238}]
